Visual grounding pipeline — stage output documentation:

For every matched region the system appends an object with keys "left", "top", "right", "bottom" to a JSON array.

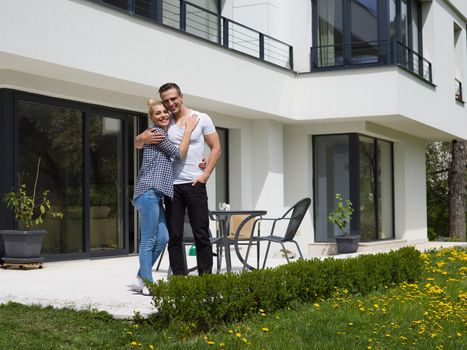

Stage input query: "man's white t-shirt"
[{"left": 167, "top": 110, "right": 216, "bottom": 184}]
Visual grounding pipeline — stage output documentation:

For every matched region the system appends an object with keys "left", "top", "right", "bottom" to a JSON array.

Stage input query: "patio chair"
[
  {"left": 257, "top": 197, "right": 311, "bottom": 268},
  {"left": 213, "top": 214, "right": 262, "bottom": 271}
]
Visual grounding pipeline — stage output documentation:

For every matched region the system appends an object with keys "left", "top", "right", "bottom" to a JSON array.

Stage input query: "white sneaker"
[
  {"left": 128, "top": 276, "right": 145, "bottom": 292},
  {"left": 142, "top": 286, "right": 150, "bottom": 296}
]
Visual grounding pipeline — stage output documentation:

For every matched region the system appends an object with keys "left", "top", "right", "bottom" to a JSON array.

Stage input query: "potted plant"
[
  {"left": 1, "top": 158, "right": 63, "bottom": 266},
  {"left": 327, "top": 194, "right": 359, "bottom": 254}
]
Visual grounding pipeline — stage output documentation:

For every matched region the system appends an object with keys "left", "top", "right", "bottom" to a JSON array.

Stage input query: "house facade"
[{"left": 0, "top": 0, "right": 466, "bottom": 260}]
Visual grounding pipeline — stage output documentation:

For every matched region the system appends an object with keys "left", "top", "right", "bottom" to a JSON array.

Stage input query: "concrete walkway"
[{"left": 0, "top": 241, "right": 465, "bottom": 319}]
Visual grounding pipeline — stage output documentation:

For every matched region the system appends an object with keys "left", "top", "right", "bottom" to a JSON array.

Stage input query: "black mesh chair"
[{"left": 257, "top": 198, "right": 311, "bottom": 268}]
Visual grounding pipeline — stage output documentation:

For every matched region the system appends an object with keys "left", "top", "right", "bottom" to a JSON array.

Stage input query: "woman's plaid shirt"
[{"left": 133, "top": 127, "right": 180, "bottom": 201}]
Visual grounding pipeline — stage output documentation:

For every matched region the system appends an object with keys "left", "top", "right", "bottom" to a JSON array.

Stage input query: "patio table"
[{"left": 210, "top": 210, "right": 266, "bottom": 273}]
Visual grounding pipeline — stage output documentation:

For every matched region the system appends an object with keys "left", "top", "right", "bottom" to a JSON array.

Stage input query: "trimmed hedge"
[{"left": 147, "top": 247, "right": 421, "bottom": 333}]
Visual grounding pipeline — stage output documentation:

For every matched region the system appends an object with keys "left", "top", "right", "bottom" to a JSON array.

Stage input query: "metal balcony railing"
[
  {"left": 91, "top": 0, "right": 294, "bottom": 70},
  {"left": 394, "top": 41, "right": 432, "bottom": 83},
  {"left": 310, "top": 40, "right": 432, "bottom": 83},
  {"left": 455, "top": 78, "right": 463, "bottom": 102}
]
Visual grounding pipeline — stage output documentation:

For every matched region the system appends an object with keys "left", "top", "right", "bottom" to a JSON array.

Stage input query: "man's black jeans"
[{"left": 165, "top": 183, "right": 213, "bottom": 275}]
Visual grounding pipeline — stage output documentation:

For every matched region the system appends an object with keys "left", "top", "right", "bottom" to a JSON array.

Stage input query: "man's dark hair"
[{"left": 158, "top": 83, "right": 182, "bottom": 96}]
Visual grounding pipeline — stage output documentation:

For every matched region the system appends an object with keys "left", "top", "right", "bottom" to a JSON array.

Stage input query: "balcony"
[
  {"left": 89, "top": 0, "right": 294, "bottom": 70},
  {"left": 310, "top": 40, "right": 432, "bottom": 84}
]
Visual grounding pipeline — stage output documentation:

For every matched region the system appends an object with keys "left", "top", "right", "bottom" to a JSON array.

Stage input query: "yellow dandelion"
[
  {"left": 130, "top": 341, "right": 137, "bottom": 348},
  {"left": 207, "top": 341, "right": 215, "bottom": 345},
  {"left": 348, "top": 322, "right": 354, "bottom": 326},
  {"left": 313, "top": 303, "right": 320, "bottom": 308},
  {"left": 149, "top": 345, "right": 154, "bottom": 350},
  {"left": 373, "top": 304, "right": 379, "bottom": 309},
  {"left": 228, "top": 330, "right": 234, "bottom": 334},
  {"left": 260, "top": 313, "right": 266, "bottom": 316},
  {"left": 127, "top": 331, "right": 133, "bottom": 335},
  {"left": 220, "top": 343, "right": 225, "bottom": 347},
  {"left": 236, "top": 333, "right": 241, "bottom": 338},
  {"left": 457, "top": 332, "right": 462, "bottom": 337},
  {"left": 259, "top": 308, "right": 265, "bottom": 313},
  {"left": 262, "top": 327, "right": 269, "bottom": 332}
]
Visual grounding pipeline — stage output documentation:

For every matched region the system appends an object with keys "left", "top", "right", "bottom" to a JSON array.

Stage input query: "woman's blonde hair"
[{"left": 147, "top": 99, "right": 163, "bottom": 117}]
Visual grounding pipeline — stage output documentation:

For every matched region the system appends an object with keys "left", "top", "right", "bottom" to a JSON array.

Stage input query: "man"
[{"left": 135, "top": 83, "right": 221, "bottom": 275}]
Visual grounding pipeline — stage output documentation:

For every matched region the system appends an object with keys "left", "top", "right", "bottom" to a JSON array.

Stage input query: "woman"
[{"left": 131, "top": 99, "right": 198, "bottom": 295}]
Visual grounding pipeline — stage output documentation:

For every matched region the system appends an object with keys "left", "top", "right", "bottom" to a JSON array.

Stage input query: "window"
[
  {"left": 312, "top": 0, "right": 429, "bottom": 81},
  {"left": 313, "top": 0, "right": 381, "bottom": 67},
  {"left": 315, "top": 0, "right": 344, "bottom": 67},
  {"left": 313, "top": 134, "right": 350, "bottom": 242},
  {"left": 18, "top": 100, "right": 85, "bottom": 254},
  {"left": 350, "top": 0, "right": 378, "bottom": 64},
  {"left": 313, "top": 134, "right": 394, "bottom": 242},
  {"left": 10, "top": 92, "right": 143, "bottom": 258},
  {"left": 453, "top": 23, "right": 464, "bottom": 102}
]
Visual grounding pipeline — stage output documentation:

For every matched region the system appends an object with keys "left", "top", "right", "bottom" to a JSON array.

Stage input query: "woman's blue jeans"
[{"left": 134, "top": 189, "right": 169, "bottom": 283}]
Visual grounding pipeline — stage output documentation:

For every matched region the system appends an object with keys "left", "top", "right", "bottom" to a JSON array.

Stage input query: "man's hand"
[
  {"left": 134, "top": 128, "right": 165, "bottom": 148},
  {"left": 192, "top": 173, "right": 209, "bottom": 186}
]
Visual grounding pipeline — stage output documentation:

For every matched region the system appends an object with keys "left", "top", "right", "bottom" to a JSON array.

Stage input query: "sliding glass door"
[
  {"left": 89, "top": 113, "right": 124, "bottom": 252},
  {"left": 18, "top": 100, "right": 85, "bottom": 254},
  {"left": 313, "top": 134, "right": 394, "bottom": 242},
  {"left": 14, "top": 92, "right": 141, "bottom": 258}
]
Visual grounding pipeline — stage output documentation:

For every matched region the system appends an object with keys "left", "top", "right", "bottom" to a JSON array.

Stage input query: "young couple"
[{"left": 130, "top": 83, "right": 221, "bottom": 295}]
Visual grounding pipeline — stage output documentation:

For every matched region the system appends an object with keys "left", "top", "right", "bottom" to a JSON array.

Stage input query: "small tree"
[
  {"left": 327, "top": 194, "right": 354, "bottom": 236},
  {"left": 3, "top": 158, "right": 63, "bottom": 230}
]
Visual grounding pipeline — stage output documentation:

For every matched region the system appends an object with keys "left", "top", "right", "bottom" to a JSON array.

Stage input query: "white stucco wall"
[{"left": 393, "top": 136, "right": 428, "bottom": 243}]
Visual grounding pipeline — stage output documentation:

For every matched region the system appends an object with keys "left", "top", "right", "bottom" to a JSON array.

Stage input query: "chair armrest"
[{"left": 255, "top": 216, "right": 291, "bottom": 236}]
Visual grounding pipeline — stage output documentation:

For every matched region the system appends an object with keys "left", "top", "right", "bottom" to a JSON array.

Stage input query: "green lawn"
[{"left": 0, "top": 247, "right": 465, "bottom": 350}]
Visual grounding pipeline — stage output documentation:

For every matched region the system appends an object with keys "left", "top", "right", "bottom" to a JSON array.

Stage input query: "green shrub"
[{"left": 147, "top": 247, "right": 421, "bottom": 334}]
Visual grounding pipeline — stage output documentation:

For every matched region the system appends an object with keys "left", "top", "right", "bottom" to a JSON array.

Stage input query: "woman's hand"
[{"left": 185, "top": 114, "right": 199, "bottom": 132}]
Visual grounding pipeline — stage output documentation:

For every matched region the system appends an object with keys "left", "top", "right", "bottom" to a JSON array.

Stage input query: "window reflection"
[
  {"left": 359, "top": 136, "right": 377, "bottom": 240},
  {"left": 313, "top": 135, "right": 350, "bottom": 242},
  {"left": 18, "top": 101, "right": 84, "bottom": 254},
  {"left": 316, "top": 0, "right": 344, "bottom": 67},
  {"left": 351, "top": 0, "right": 378, "bottom": 64},
  {"left": 89, "top": 114, "right": 124, "bottom": 251}
]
